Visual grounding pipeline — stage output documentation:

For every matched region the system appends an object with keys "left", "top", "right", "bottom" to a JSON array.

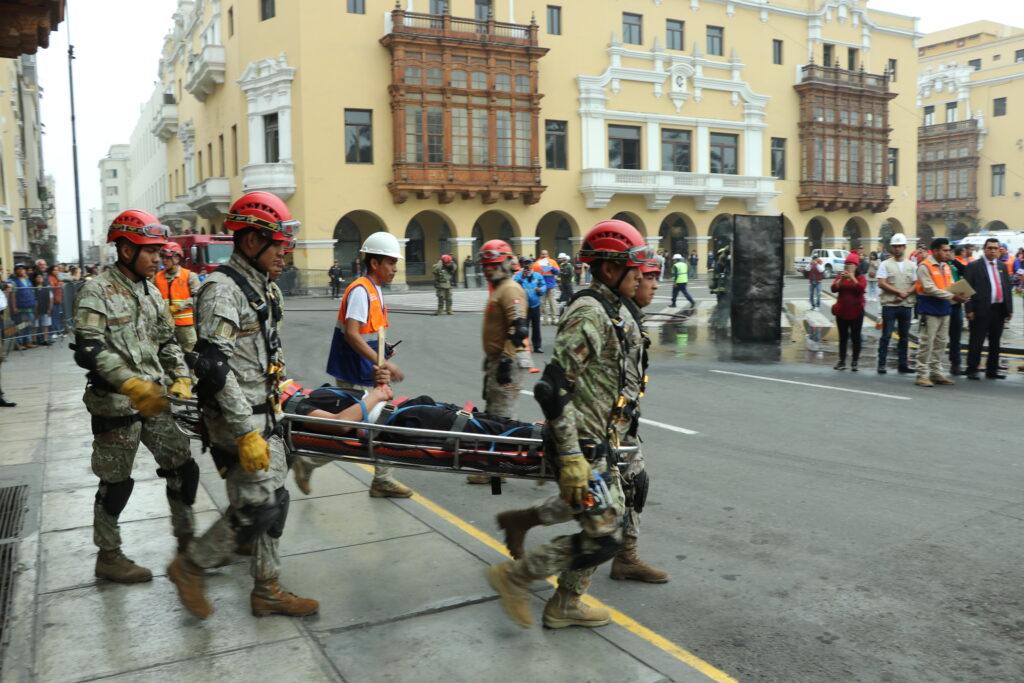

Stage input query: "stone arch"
[
  {"left": 333, "top": 210, "right": 386, "bottom": 276},
  {"left": 804, "top": 216, "right": 833, "bottom": 252},
  {"left": 985, "top": 220, "right": 1009, "bottom": 232},
  {"left": 878, "top": 218, "right": 901, "bottom": 249},
  {"left": 474, "top": 210, "right": 521, "bottom": 257},
  {"left": 611, "top": 211, "right": 647, "bottom": 236},
  {"left": 843, "top": 217, "right": 868, "bottom": 251},
  {"left": 536, "top": 211, "right": 579, "bottom": 259},
  {"left": 708, "top": 213, "right": 734, "bottom": 252},
  {"left": 405, "top": 210, "right": 454, "bottom": 279},
  {"left": 948, "top": 221, "right": 970, "bottom": 242},
  {"left": 659, "top": 212, "right": 695, "bottom": 259},
  {"left": 917, "top": 223, "right": 935, "bottom": 246}
]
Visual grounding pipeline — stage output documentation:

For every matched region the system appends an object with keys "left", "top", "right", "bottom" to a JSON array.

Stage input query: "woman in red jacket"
[{"left": 831, "top": 253, "right": 867, "bottom": 371}]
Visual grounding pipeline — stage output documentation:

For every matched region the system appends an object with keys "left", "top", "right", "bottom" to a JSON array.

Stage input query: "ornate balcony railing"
[
  {"left": 918, "top": 119, "right": 978, "bottom": 136},
  {"left": 389, "top": 9, "right": 538, "bottom": 46},
  {"left": 798, "top": 64, "right": 890, "bottom": 94},
  {"left": 579, "top": 168, "right": 779, "bottom": 212}
]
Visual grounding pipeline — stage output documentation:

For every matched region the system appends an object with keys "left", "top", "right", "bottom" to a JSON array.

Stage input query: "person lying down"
[{"left": 279, "top": 379, "right": 543, "bottom": 451}]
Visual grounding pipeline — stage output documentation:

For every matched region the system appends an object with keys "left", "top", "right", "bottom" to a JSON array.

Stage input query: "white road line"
[
  {"left": 519, "top": 390, "right": 699, "bottom": 434},
  {"left": 709, "top": 369, "right": 912, "bottom": 400}
]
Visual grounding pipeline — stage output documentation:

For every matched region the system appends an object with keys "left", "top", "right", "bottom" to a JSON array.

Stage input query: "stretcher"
[{"left": 168, "top": 396, "right": 636, "bottom": 483}]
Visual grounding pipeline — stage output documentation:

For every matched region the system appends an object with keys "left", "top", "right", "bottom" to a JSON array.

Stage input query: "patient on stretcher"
[{"left": 281, "top": 379, "right": 543, "bottom": 452}]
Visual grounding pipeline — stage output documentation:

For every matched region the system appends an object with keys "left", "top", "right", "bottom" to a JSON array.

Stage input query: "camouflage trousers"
[
  {"left": 295, "top": 379, "right": 396, "bottom": 484},
  {"left": 189, "top": 434, "right": 288, "bottom": 581},
  {"left": 518, "top": 464, "right": 626, "bottom": 595},
  {"left": 90, "top": 407, "right": 195, "bottom": 551},
  {"left": 483, "top": 355, "right": 521, "bottom": 420},
  {"left": 435, "top": 287, "right": 452, "bottom": 313},
  {"left": 620, "top": 446, "right": 645, "bottom": 539},
  {"left": 173, "top": 324, "right": 197, "bottom": 353}
]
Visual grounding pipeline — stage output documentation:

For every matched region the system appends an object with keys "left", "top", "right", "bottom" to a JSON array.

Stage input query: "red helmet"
[
  {"left": 107, "top": 210, "right": 169, "bottom": 245},
  {"left": 639, "top": 258, "right": 661, "bottom": 275},
  {"left": 224, "top": 191, "right": 300, "bottom": 245},
  {"left": 160, "top": 242, "right": 183, "bottom": 257},
  {"left": 441, "top": 254, "right": 452, "bottom": 265},
  {"left": 577, "top": 219, "right": 651, "bottom": 265},
  {"left": 478, "top": 239, "right": 515, "bottom": 264}
]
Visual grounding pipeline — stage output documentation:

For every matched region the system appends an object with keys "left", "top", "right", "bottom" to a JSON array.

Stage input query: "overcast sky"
[{"left": 35, "top": 0, "right": 1024, "bottom": 262}]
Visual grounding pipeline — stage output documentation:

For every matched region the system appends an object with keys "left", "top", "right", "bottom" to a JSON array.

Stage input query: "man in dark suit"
[{"left": 963, "top": 237, "right": 1013, "bottom": 379}]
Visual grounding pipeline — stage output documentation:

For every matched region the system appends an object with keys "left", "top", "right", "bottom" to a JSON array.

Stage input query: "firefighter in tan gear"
[{"left": 154, "top": 242, "right": 201, "bottom": 352}]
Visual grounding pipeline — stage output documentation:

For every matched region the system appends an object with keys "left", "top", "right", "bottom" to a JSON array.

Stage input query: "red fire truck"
[{"left": 167, "top": 233, "right": 234, "bottom": 276}]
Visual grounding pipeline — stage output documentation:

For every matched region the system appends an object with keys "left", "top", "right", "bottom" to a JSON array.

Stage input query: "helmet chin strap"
[
  {"left": 117, "top": 243, "right": 149, "bottom": 293},
  {"left": 488, "top": 260, "right": 513, "bottom": 281},
  {"left": 245, "top": 230, "right": 274, "bottom": 273}
]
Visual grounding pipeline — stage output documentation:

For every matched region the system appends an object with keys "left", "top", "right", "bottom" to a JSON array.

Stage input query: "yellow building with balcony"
[
  {"left": 916, "top": 21, "right": 1024, "bottom": 242},
  {"left": 136, "top": 0, "right": 921, "bottom": 284}
]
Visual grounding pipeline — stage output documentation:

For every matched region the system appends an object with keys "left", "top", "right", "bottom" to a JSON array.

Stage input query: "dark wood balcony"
[
  {"left": 387, "top": 7, "right": 539, "bottom": 48},
  {"left": 0, "top": 0, "right": 63, "bottom": 57},
  {"left": 917, "top": 198, "right": 979, "bottom": 221},
  {"left": 796, "top": 64, "right": 893, "bottom": 96},
  {"left": 919, "top": 119, "right": 978, "bottom": 137},
  {"left": 798, "top": 182, "right": 892, "bottom": 213}
]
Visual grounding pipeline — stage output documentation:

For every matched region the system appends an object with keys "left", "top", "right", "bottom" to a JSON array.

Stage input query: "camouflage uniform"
[
  {"left": 186, "top": 252, "right": 288, "bottom": 581},
  {"left": 72, "top": 267, "right": 196, "bottom": 551},
  {"left": 515, "top": 279, "right": 642, "bottom": 594},
  {"left": 432, "top": 260, "right": 456, "bottom": 314}
]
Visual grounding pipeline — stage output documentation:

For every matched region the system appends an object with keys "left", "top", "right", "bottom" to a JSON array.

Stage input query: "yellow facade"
[
  {"left": 139, "top": 0, "right": 920, "bottom": 283},
  {"left": 917, "top": 21, "right": 1024, "bottom": 240}
]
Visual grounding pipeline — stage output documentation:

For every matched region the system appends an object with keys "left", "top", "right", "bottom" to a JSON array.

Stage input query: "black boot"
[{"left": 833, "top": 359, "right": 847, "bottom": 370}]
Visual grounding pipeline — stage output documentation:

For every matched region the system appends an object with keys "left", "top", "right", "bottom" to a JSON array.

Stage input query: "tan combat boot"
[
  {"left": 291, "top": 457, "right": 312, "bottom": 495},
  {"left": 486, "top": 561, "right": 535, "bottom": 628},
  {"left": 467, "top": 474, "right": 508, "bottom": 485},
  {"left": 167, "top": 554, "right": 213, "bottom": 619},
  {"left": 610, "top": 537, "right": 670, "bottom": 583},
  {"left": 496, "top": 508, "right": 540, "bottom": 560},
  {"left": 250, "top": 578, "right": 319, "bottom": 617},
  {"left": 368, "top": 478, "right": 413, "bottom": 498},
  {"left": 94, "top": 549, "right": 153, "bottom": 584},
  {"left": 542, "top": 586, "right": 610, "bottom": 629}
]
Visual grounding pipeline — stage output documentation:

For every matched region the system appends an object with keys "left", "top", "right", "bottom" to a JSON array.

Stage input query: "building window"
[
  {"left": 994, "top": 97, "right": 1007, "bottom": 116},
  {"left": 770, "top": 137, "right": 786, "bottom": 179},
  {"left": 847, "top": 47, "right": 859, "bottom": 71},
  {"left": 106, "top": 169, "right": 118, "bottom": 179},
  {"left": 994, "top": 54, "right": 1002, "bottom": 62},
  {"left": 429, "top": 0, "right": 445, "bottom": 13},
  {"left": 105, "top": 186, "right": 118, "bottom": 196},
  {"left": 661, "top": 129, "right": 691, "bottom": 172},
  {"left": 887, "top": 148, "right": 898, "bottom": 185},
  {"left": 710, "top": 133, "right": 738, "bottom": 174},
  {"left": 944, "top": 102, "right": 957, "bottom": 122},
  {"left": 887, "top": 58, "right": 897, "bottom": 81},
  {"left": 992, "top": 164, "right": 1006, "bottom": 196},
  {"left": 923, "top": 105, "right": 935, "bottom": 126},
  {"left": 345, "top": 109, "right": 373, "bottom": 164},
  {"left": 823, "top": 43, "right": 834, "bottom": 67},
  {"left": 218, "top": 134, "right": 225, "bottom": 175},
  {"left": 106, "top": 203, "right": 119, "bottom": 212},
  {"left": 968, "top": 58, "right": 981, "bottom": 71},
  {"left": 263, "top": 113, "right": 280, "bottom": 163},
  {"left": 207, "top": 142, "right": 214, "bottom": 177},
  {"left": 707, "top": 26, "right": 724, "bottom": 56},
  {"left": 260, "top": 0, "right": 275, "bottom": 21},
  {"left": 231, "top": 124, "right": 238, "bottom": 175},
  {"left": 667, "top": 20, "right": 684, "bottom": 51},
  {"left": 547, "top": 6, "right": 561, "bottom": 35},
  {"left": 347, "top": 0, "right": 364, "bottom": 14},
  {"left": 608, "top": 125, "right": 641, "bottom": 169},
  {"left": 622, "top": 13, "right": 642, "bottom": 45},
  {"left": 545, "top": 120, "right": 567, "bottom": 169},
  {"left": 772, "top": 39, "right": 783, "bottom": 65},
  {"left": 474, "top": 0, "right": 491, "bottom": 20},
  {"left": 1016, "top": 49, "right": 1024, "bottom": 63},
  {"left": 197, "top": 151, "right": 204, "bottom": 182},
  {"left": 227, "top": 7, "right": 234, "bottom": 36}
]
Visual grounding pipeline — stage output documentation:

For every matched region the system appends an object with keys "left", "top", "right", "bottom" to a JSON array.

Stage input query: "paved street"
[{"left": 1, "top": 279, "right": 1022, "bottom": 682}]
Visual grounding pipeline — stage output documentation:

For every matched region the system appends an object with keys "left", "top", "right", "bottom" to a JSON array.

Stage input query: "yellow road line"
[{"left": 360, "top": 465, "right": 739, "bottom": 683}]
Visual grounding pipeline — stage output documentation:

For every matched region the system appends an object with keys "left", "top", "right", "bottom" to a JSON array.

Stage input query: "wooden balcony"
[
  {"left": 796, "top": 64, "right": 892, "bottom": 95},
  {"left": 390, "top": 164, "right": 544, "bottom": 205},
  {"left": 797, "top": 182, "right": 892, "bottom": 213},
  {"left": 0, "top": 0, "right": 63, "bottom": 57},
  {"left": 387, "top": 8, "right": 539, "bottom": 47},
  {"left": 919, "top": 119, "right": 978, "bottom": 137},
  {"left": 917, "top": 197, "right": 979, "bottom": 221}
]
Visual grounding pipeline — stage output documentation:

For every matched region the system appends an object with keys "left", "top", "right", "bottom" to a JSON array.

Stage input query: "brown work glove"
[{"left": 119, "top": 377, "right": 167, "bottom": 418}]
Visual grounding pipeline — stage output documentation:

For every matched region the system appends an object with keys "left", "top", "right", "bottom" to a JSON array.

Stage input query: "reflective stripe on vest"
[{"left": 155, "top": 267, "right": 194, "bottom": 326}]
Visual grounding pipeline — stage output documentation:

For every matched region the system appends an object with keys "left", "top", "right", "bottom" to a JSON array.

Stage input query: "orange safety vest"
[
  {"left": 915, "top": 259, "right": 951, "bottom": 294},
  {"left": 326, "top": 277, "right": 389, "bottom": 383},
  {"left": 338, "top": 276, "right": 388, "bottom": 334},
  {"left": 155, "top": 267, "right": 194, "bottom": 326}
]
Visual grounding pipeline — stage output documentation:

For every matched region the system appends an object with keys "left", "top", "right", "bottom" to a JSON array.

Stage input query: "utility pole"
[{"left": 66, "top": 6, "right": 84, "bottom": 270}]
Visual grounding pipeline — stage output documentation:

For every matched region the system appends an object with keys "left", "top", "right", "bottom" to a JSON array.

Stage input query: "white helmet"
[
  {"left": 557, "top": 252, "right": 569, "bottom": 260},
  {"left": 360, "top": 232, "right": 404, "bottom": 259},
  {"left": 889, "top": 233, "right": 908, "bottom": 246},
  {"left": 672, "top": 253, "right": 683, "bottom": 260}
]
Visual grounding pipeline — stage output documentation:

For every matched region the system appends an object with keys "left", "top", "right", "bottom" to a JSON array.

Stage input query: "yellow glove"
[
  {"left": 168, "top": 376, "right": 192, "bottom": 399},
  {"left": 557, "top": 452, "right": 592, "bottom": 506},
  {"left": 168, "top": 302, "right": 181, "bottom": 314},
  {"left": 119, "top": 377, "right": 167, "bottom": 418},
  {"left": 235, "top": 430, "right": 270, "bottom": 473}
]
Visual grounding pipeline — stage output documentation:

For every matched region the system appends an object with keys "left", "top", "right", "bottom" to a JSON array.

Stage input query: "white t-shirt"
[
  {"left": 345, "top": 280, "right": 383, "bottom": 324},
  {"left": 875, "top": 258, "right": 917, "bottom": 282}
]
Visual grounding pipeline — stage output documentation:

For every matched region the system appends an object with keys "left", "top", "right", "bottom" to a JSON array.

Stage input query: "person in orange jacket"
[{"left": 154, "top": 242, "right": 202, "bottom": 352}]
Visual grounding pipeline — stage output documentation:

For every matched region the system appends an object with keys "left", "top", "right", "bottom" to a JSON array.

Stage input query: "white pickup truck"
[{"left": 794, "top": 249, "right": 850, "bottom": 278}]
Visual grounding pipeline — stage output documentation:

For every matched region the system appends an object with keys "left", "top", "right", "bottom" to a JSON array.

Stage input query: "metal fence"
[
  {"left": 2, "top": 281, "right": 81, "bottom": 350},
  {"left": 276, "top": 267, "right": 487, "bottom": 297}
]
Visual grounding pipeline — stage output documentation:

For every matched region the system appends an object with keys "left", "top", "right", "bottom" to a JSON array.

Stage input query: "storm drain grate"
[{"left": 0, "top": 484, "right": 29, "bottom": 670}]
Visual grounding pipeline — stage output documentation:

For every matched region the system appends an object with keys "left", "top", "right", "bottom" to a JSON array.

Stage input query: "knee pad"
[
  {"left": 567, "top": 532, "right": 624, "bottom": 570},
  {"left": 267, "top": 487, "right": 290, "bottom": 539},
  {"left": 96, "top": 477, "right": 135, "bottom": 517},
  {"left": 232, "top": 487, "right": 290, "bottom": 544},
  {"left": 157, "top": 459, "right": 200, "bottom": 506}
]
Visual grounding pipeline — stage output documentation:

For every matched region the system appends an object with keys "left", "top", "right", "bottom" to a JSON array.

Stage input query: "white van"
[{"left": 955, "top": 231, "right": 1024, "bottom": 256}]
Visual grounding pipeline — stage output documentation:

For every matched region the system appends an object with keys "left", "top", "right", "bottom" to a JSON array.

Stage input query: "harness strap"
[{"left": 443, "top": 410, "right": 474, "bottom": 452}]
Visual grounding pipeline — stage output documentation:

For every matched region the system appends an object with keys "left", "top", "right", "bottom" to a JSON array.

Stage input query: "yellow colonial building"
[
  {"left": 129, "top": 0, "right": 922, "bottom": 284},
  {"left": 916, "top": 21, "right": 1024, "bottom": 242}
]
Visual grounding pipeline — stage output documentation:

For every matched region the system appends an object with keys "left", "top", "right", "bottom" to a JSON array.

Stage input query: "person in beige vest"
[{"left": 876, "top": 233, "right": 917, "bottom": 374}]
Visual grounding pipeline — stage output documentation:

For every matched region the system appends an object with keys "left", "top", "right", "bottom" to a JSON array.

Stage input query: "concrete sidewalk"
[{"left": 0, "top": 343, "right": 727, "bottom": 683}]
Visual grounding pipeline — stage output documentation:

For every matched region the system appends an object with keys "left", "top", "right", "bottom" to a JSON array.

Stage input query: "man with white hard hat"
[
  {"left": 876, "top": 232, "right": 917, "bottom": 374},
  {"left": 669, "top": 253, "right": 694, "bottom": 308}
]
